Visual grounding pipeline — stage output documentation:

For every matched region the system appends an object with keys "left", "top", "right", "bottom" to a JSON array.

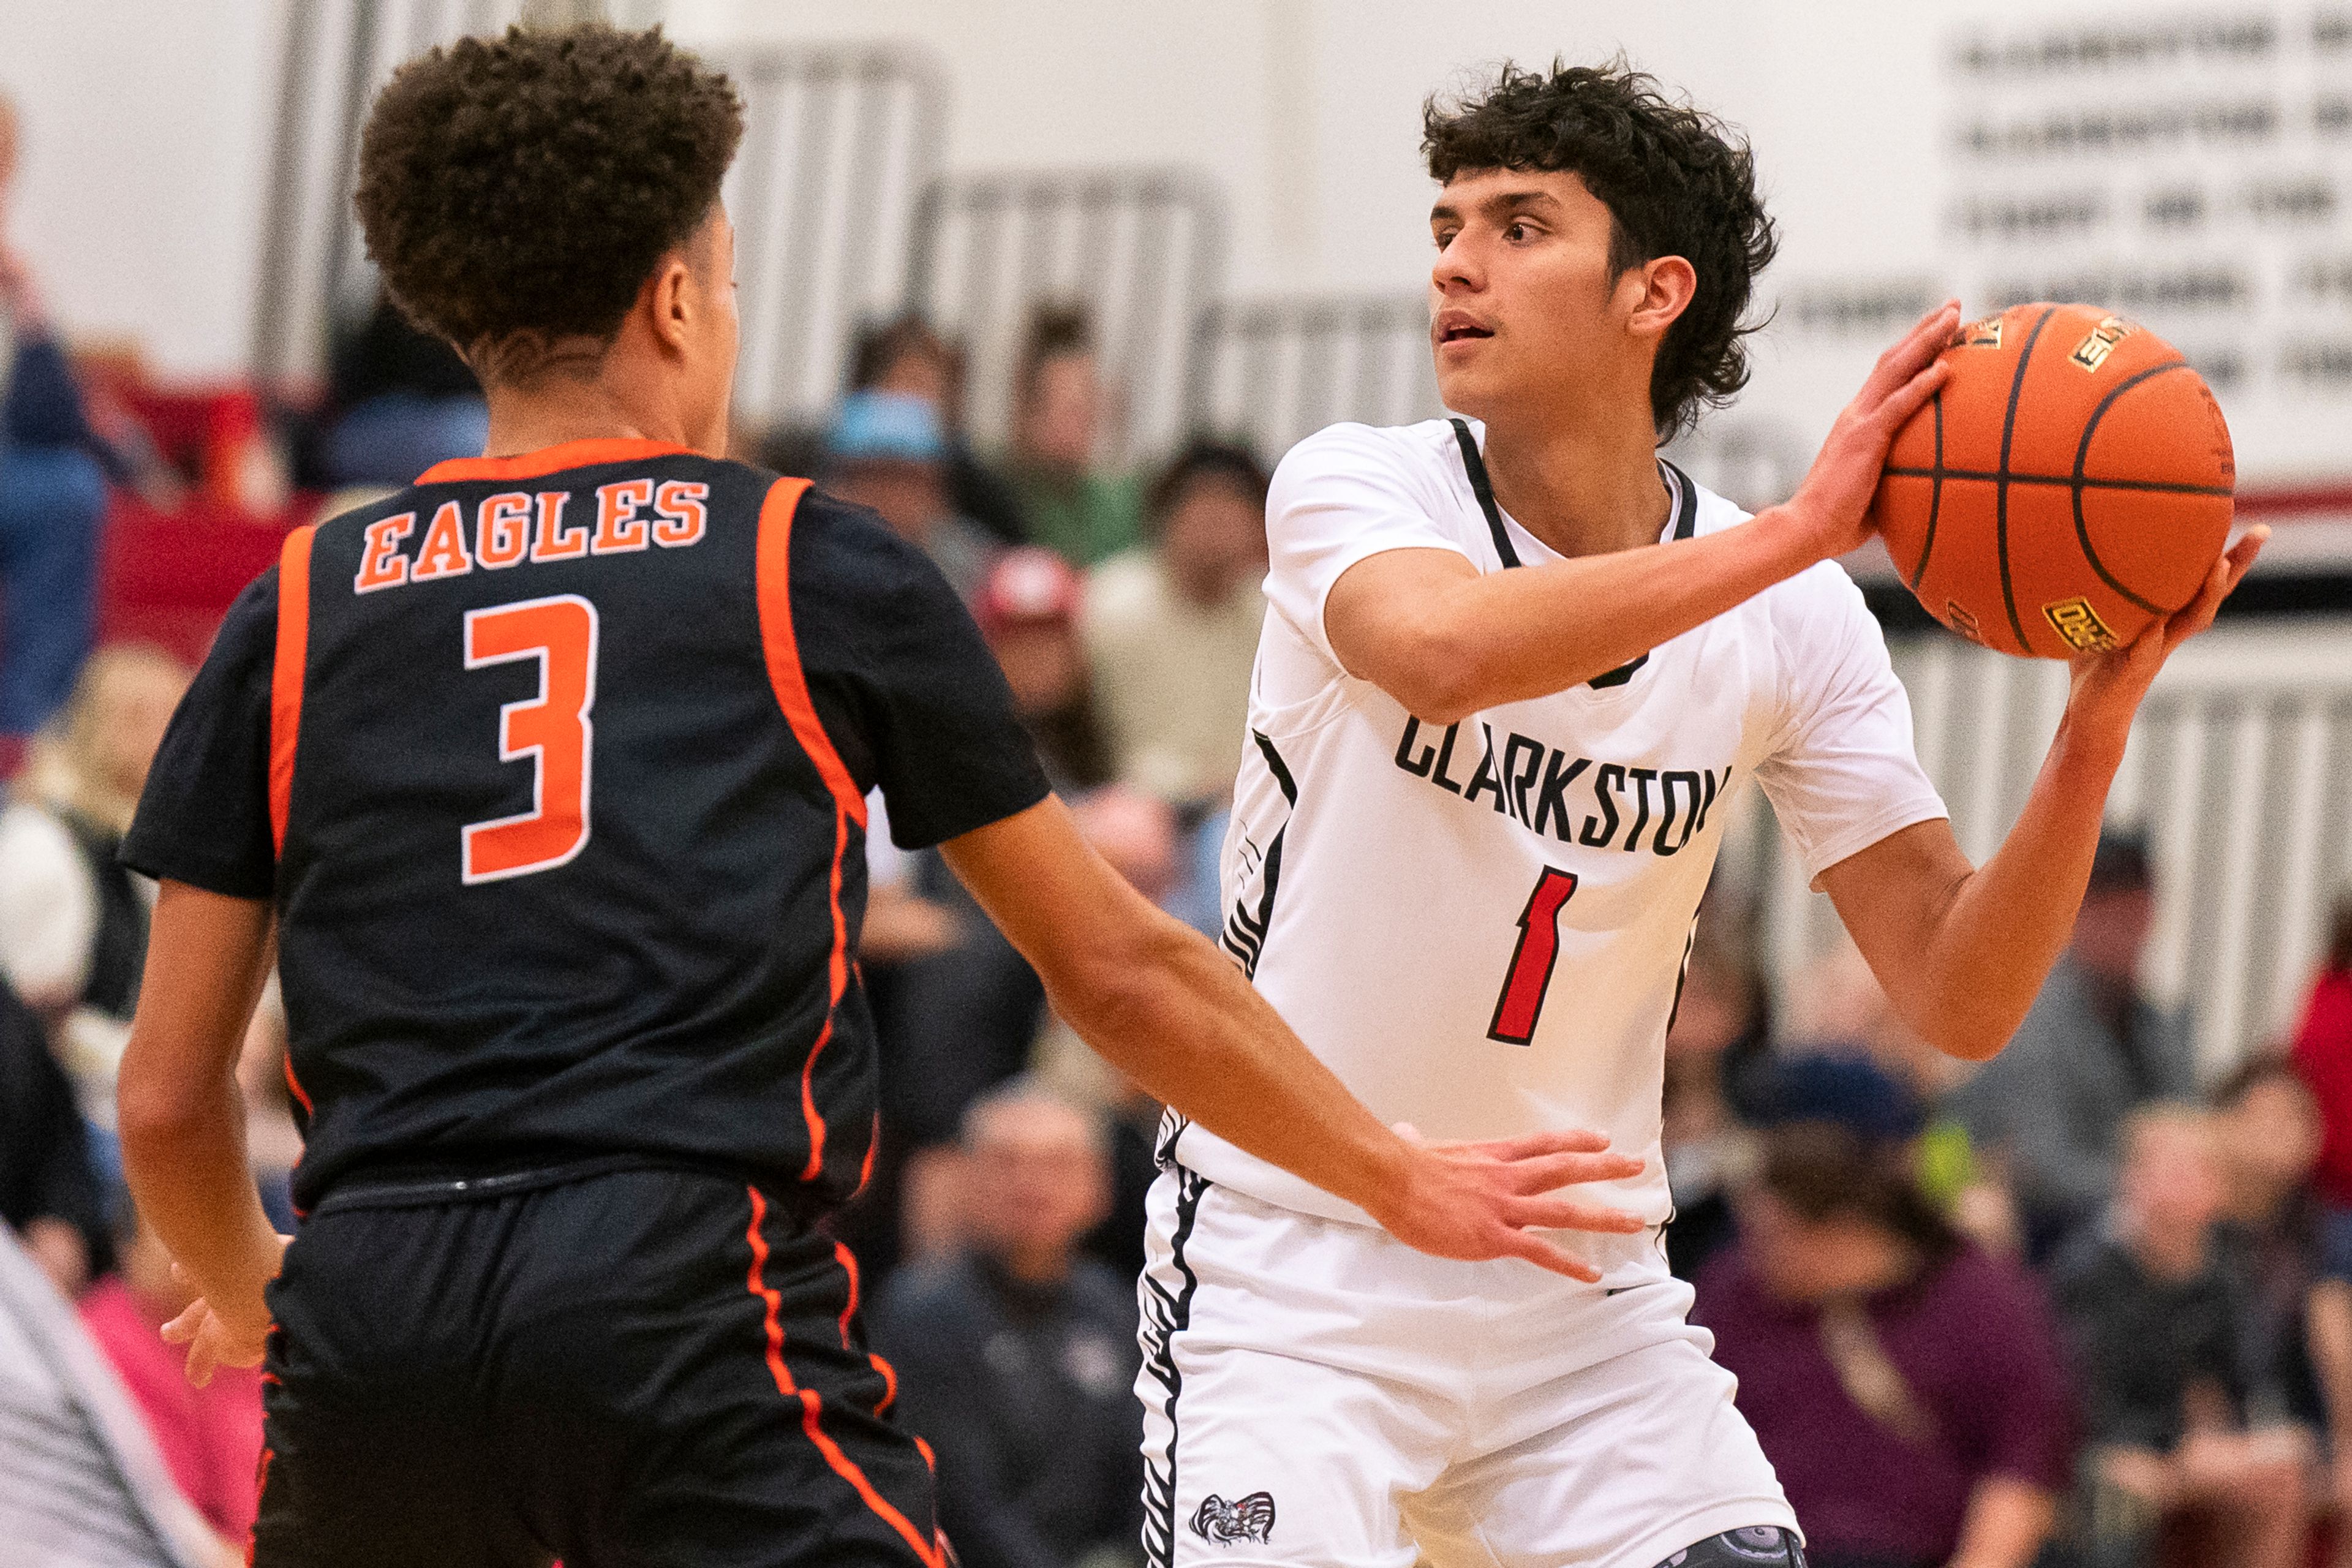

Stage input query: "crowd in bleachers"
[{"left": 7, "top": 76, "right": 2352, "bottom": 1568}]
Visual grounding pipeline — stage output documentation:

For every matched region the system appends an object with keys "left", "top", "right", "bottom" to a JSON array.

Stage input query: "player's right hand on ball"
[
  {"left": 1777, "top": 298, "right": 1961, "bottom": 564},
  {"left": 1372, "top": 1123, "right": 1646, "bottom": 1282}
]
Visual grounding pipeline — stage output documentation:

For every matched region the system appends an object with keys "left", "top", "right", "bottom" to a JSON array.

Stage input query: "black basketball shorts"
[{"left": 249, "top": 1163, "right": 944, "bottom": 1568}]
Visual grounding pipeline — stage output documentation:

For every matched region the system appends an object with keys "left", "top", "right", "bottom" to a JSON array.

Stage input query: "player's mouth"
[{"left": 1433, "top": 311, "right": 1494, "bottom": 350}]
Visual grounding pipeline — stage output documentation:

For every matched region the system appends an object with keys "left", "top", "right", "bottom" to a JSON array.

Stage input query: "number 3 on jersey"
[
  {"left": 461, "top": 594, "right": 598, "bottom": 884},
  {"left": 1488, "top": 868, "right": 1577, "bottom": 1045}
]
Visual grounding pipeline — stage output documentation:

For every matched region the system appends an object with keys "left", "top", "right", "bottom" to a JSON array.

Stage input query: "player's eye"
[
  {"left": 1433, "top": 227, "right": 1460, "bottom": 249},
  {"left": 1504, "top": 221, "right": 1536, "bottom": 243}
]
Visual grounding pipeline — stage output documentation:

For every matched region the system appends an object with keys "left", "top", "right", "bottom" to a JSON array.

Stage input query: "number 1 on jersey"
[
  {"left": 1487, "top": 868, "right": 1578, "bottom": 1045},
  {"left": 462, "top": 594, "right": 598, "bottom": 884}
]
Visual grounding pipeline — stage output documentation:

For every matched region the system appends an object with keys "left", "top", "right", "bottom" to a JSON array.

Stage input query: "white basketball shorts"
[{"left": 1135, "top": 1167, "right": 1797, "bottom": 1568}]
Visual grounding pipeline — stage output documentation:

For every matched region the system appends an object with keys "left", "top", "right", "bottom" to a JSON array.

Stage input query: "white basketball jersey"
[{"left": 1166, "top": 418, "right": 1948, "bottom": 1276}]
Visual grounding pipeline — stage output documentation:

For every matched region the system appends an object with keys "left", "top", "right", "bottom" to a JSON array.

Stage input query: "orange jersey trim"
[
  {"left": 831, "top": 1238, "right": 897, "bottom": 1414},
  {"left": 268, "top": 525, "right": 315, "bottom": 856},
  {"left": 754, "top": 478, "right": 867, "bottom": 1183},
  {"left": 746, "top": 1187, "right": 944, "bottom": 1568},
  {"left": 416, "top": 437, "right": 696, "bottom": 486},
  {"left": 268, "top": 527, "right": 320, "bottom": 1122},
  {"left": 245, "top": 1445, "right": 274, "bottom": 1566}
]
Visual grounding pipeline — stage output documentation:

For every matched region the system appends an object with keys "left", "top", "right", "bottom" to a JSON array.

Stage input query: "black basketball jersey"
[{"left": 124, "top": 437, "right": 1049, "bottom": 1211}]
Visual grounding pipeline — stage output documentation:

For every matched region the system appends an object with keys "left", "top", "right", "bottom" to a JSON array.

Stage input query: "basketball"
[{"left": 1871, "top": 303, "right": 2236, "bottom": 659}]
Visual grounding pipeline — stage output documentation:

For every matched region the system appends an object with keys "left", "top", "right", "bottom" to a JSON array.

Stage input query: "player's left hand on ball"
[
  {"left": 1375, "top": 1123, "right": 1646, "bottom": 1283},
  {"left": 1778, "top": 298, "right": 1961, "bottom": 563},
  {"left": 2067, "top": 525, "right": 2266, "bottom": 733}
]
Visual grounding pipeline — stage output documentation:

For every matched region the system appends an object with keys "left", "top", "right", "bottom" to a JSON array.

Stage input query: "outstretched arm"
[
  {"left": 1325, "top": 303, "right": 1958, "bottom": 724},
  {"left": 1819, "top": 529, "right": 2267, "bottom": 1061},
  {"left": 941, "top": 795, "right": 1646, "bottom": 1279}
]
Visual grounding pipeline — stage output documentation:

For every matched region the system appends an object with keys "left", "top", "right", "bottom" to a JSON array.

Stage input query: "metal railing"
[
  {"left": 251, "top": 0, "right": 533, "bottom": 386},
  {"left": 1189, "top": 294, "right": 1439, "bottom": 457},
  {"left": 906, "top": 168, "right": 1226, "bottom": 465},
  {"left": 714, "top": 43, "right": 946, "bottom": 428},
  {"left": 251, "top": 6, "right": 946, "bottom": 437}
]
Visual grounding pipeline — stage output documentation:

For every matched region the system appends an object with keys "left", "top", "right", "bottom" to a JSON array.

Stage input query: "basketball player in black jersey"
[{"left": 110, "top": 26, "right": 1644, "bottom": 1568}]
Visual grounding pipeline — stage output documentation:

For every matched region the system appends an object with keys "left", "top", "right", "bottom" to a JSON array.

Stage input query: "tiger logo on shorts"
[{"left": 1189, "top": 1491, "right": 1276, "bottom": 1546}]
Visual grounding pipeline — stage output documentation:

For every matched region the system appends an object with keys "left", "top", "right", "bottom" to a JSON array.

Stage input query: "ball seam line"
[
  {"left": 1995, "top": 306, "right": 2060, "bottom": 655},
  {"left": 2071, "top": 357, "right": 2199, "bottom": 617},
  {"left": 1880, "top": 468, "right": 2230, "bottom": 497},
  {"left": 1909, "top": 391, "right": 1945, "bottom": 592}
]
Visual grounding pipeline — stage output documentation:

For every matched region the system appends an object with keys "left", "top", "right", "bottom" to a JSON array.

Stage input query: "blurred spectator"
[
  {"left": 1781, "top": 935, "right": 2023, "bottom": 1257},
  {"left": 848, "top": 312, "right": 1028, "bottom": 545},
  {"left": 2303, "top": 907, "right": 2352, "bottom": 1556},
  {"left": 875, "top": 1081, "right": 1144, "bottom": 1568},
  {"left": 825, "top": 390, "right": 1000, "bottom": 601},
  {"left": 1074, "top": 1074, "right": 1164, "bottom": 1287},
  {"left": 1695, "top": 1121, "right": 2073, "bottom": 1568},
  {"left": 1782, "top": 932, "right": 1973, "bottom": 1107},
  {"left": 2052, "top": 1107, "right": 2312, "bottom": 1568},
  {"left": 1749, "top": 1054, "right": 1928, "bottom": 1152},
  {"left": 1950, "top": 829, "right": 2195, "bottom": 1259},
  {"left": 0, "top": 91, "right": 111, "bottom": 760},
  {"left": 857, "top": 793, "right": 963, "bottom": 968},
  {"left": 2294, "top": 899, "right": 2352, "bottom": 1269},
  {"left": 2210, "top": 1059, "right": 2329, "bottom": 1438},
  {"left": 748, "top": 418, "right": 827, "bottom": 481},
  {"left": 79, "top": 1202, "right": 265, "bottom": 1544},
  {"left": 0, "top": 971, "right": 110, "bottom": 1297},
  {"left": 1002, "top": 304, "right": 1144, "bottom": 568},
  {"left": 1082, "top": 440, "right": 1269, "bottom": 811},
  {"left": 1661, "top": 910, "right": 1774, "bottom": 1281},
  {"left": 0, "top": 1225, "right": 233, "bottom": 1568},
  {"left": 975, "top": 547, "right": 1115, "bottom": 793},
  {"left": 0, "top": 644, "right": 188, "bottom": 1114},
  {"left": 318, "top": 291, "right": 487, "bottom": 486}
]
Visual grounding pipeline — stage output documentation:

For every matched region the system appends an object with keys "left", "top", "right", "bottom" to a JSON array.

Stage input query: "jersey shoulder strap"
[
  {"left": 1446, "top": 418, "right": 1698, "bottom": 688},
  {"left": 270, "top": 522, "right": 318, "bottom": 856}
]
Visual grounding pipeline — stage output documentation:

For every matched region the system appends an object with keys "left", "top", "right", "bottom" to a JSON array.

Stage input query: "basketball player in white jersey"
[{"left": 1137, "top": 61, "right": 2266, "bottom": 1568}]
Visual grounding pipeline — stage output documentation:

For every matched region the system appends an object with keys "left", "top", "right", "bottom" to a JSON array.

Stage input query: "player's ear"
[
  {"left": 645, "top": 250, "right": 698, "bottom": 356},
  {"left": 1623, "top": 254, "right": 1698, "bottom": 345}
]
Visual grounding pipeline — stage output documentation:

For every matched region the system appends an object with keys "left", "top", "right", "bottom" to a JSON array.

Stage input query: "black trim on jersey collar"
[
  {"left": 1447, "top": 418, "right": 1696, "bottom": 689},
  {"left": 1450, "top": 418, "right": 1521, "bottom": 567}
]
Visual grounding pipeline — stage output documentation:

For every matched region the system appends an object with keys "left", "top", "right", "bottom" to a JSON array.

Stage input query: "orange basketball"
[{"left": 1871, "top": 303, "right": 2236, "bottom": 658}]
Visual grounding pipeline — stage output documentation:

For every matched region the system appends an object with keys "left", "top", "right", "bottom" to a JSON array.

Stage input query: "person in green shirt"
[{"left": 1002, "top": 303, "right": 1145, "bottom": 568}]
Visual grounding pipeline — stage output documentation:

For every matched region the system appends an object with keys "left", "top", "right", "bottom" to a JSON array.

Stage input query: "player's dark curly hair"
[
  {"left": 1423, "top": 61, "right": 1777, "bottom": 437},
  {"left": 353, "top": 24, "right": 742, "bottom": 381}
]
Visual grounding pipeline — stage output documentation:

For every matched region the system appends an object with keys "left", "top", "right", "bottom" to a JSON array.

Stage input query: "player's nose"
[{"left": 1431, "top": 238, "right": 1482, "bottom": 296}]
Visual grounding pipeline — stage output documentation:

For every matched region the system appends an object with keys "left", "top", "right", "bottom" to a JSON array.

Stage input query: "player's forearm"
[
  {"left": 118, "top": 1067, "right": 282, "bottom": 1328},
  {"left": 1048, "top": 911, "right": 1411, "bottom": 1218},
  {"left": 1399, "top": 511, "right": 1817, "bottom": 722},
  {"left": 116, "top": 884, "right": 284, "bottom": 1330},
  {"left": 1910, "top": 711, "right": 2127, "bottom": 1058},
  {"left": 1944, "top": 1477, "right": 2058, "bottom": 1568}
]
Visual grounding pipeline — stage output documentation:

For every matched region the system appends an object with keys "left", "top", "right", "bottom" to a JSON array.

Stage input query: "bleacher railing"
[
  {"left": 254, "top": 7, "right": 943, "bottom": 436},
  {"left": 252, "top": 0, "right": 533, "bottom": 386},
  {"left": 1751, "top": 619, "right": 2352, "bottom": 1076},
  {"left": 907, "top": 168, "right": 1225, "bottom": 466},
  {"left": 714, "top": 43, "right": 946, "bottom": 428},
  {"left": 1189, "top": 294, "right": 1439, "bottom": 456}
]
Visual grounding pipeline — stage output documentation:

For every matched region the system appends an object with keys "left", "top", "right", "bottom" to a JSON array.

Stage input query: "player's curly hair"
[
  {"left": 353, "top": 24, "right": 742, "bottom": 381},
  {"left": 1423, "top": 61, "right": 1777, "bottom": 438}
]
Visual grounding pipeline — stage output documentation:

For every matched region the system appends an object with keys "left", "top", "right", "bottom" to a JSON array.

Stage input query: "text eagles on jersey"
[{"left": 1394, "top": 717, "right": 1733, "bottom": 856}]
